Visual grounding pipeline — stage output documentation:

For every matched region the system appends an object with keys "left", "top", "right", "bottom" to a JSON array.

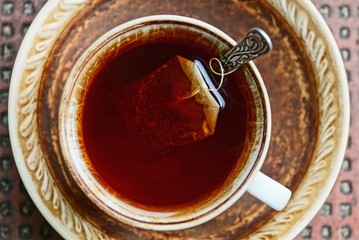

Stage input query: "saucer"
[{"left": 9, "top": 0, "right": 349, "bottom": 239}]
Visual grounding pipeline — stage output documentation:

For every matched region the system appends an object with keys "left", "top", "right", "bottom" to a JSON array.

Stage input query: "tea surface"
[{"left": 81, "top": 35, "right": 254, "bottom": 210}]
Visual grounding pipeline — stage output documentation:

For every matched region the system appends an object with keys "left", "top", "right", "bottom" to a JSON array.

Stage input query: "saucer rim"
[{"left": 8, "top": 0, "right": 349, "bottom": 239}]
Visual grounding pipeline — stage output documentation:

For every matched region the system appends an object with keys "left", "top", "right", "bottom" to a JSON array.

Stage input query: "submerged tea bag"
[
  {"left": 111, "top": 28, "right": 273, "bottom": 161},
  {"left": 111, "top": 56, "right": 220, "bottom": 160}
]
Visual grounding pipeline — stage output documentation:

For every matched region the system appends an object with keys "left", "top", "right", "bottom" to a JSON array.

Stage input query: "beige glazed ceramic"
[{"left": 9, "top": 0, "right": 349, "bottom": 239}]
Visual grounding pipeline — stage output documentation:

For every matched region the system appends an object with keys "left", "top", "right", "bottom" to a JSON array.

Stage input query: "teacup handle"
[{"left": 247, "top": 171, "right": 292, "bottom": 211}]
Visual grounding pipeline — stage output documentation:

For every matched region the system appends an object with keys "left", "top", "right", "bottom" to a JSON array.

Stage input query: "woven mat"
[{"left": 0, "top": 1, "right": 357, "bottom": 239}]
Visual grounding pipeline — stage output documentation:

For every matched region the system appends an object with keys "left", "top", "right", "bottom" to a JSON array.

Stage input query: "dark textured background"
[{"left": 0, "top": 0, "right": 357, "bottom": 239}]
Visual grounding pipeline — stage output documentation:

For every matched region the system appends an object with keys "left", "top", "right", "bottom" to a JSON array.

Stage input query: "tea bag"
[
  {"left": 111, "top": 28, "right": 273, "bottom": 161},
  {"left": 111, "top": 56, "right": 220, "bottom": 160}
]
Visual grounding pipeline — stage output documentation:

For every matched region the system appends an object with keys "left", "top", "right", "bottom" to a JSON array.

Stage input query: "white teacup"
[{"left": 59, "top": 15, "right": 291, "bottom": 231}]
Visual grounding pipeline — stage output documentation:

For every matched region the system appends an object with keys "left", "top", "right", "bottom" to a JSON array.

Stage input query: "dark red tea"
[{"left": 80, "top": 31, "right": 256, "bottom": 210}]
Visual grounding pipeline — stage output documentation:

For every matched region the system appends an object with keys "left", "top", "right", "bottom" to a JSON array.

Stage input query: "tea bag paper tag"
[{"left": 111, "top": 55, "right": 220, "bottom": 161}]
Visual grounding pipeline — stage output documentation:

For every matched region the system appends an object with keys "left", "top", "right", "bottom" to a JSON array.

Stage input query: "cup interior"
[{"left": 59, "top": 15, "right": 271, "bottom": 230}]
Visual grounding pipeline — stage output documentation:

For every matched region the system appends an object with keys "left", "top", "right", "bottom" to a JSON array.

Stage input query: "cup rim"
[{"left": 58, "top": 14, "right": 272, "bottom": 231}]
